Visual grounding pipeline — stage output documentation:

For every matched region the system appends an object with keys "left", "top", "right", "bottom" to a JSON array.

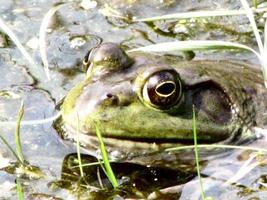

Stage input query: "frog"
[{"left": 61, "top": 42, "right": 267, "bottom": 169}]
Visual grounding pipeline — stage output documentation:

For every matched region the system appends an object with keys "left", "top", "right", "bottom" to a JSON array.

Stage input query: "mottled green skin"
[{"left": 62, "top": 43, "right": 267, "bottom": 165}]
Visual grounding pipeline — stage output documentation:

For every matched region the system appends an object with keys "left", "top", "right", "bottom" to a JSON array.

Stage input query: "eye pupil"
[{"left": 155, "top": 81, "right": 176, "bottom": 97}]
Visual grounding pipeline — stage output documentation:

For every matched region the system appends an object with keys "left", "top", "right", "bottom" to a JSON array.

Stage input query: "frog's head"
[{"left": 62, "top": 43, "right": 257, "bottom": 157}]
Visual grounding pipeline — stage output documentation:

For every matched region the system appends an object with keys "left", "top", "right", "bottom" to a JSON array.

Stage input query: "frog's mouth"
[
  {"left": 60, "top": 123, "right": 256, "bottom": 171},
  {"left": 63, "top": 125, "right": 250, "bottom": 171},
  {"left": 63, "top": 123, "right": 243, "bottom": 154}
]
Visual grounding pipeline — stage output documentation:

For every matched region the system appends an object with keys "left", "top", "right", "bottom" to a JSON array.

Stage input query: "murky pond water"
[{"left": 0, "top": 0, "right": 266, "bottom": 199}]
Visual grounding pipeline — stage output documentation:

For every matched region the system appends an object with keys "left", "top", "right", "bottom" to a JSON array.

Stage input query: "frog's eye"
[
  {"left": 142, "top": 70, "right": 183, "bottom": 108},
  {"left": 86, "top": 43, "right": 132, "bottom": 71}
]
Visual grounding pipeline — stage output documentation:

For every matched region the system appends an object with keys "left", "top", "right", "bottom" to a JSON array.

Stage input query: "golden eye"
[{"left": 142, "top": 70, "right": 182, "bottom": 108}]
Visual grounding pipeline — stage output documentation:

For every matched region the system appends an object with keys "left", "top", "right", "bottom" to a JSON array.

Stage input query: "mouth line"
[
  {"left": 100, "top": 134, "right": 220, "bottom": 144},
  {"left": 64, "top": 124, "right": 221, "bottom": 145}
]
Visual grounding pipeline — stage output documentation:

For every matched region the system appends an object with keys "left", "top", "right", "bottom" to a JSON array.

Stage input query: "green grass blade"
[
  {"left": 75, "top": 113, "right": 84, "bottom": 177},
  {"left": 253, "top": 0, "right": 258, "bottom": 8},
  {"left": 134, "top": 8, "right": 267, "bottom": 22},
  {"left": 76, "top": 143, "right": 84, "bottom": 177},
  {"left": 0, "top": 134, "right": 21, "bottom": 163},
  {"left": 94, "top": 123, "right": 118, "bottom": 188},
  {"left": 16, "top": 178, "right": 24, "bottom": 200},
  {"left": 192, "top": 106, "right": 206, "bottom": 200},
  {"left": 15, "top": 102, "right": 25, "bottom": 165}
]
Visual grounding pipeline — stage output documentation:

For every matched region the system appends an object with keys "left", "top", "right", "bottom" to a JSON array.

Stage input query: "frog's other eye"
[
  {"left": 86, "top": 43, "right": 133, "bottom": 71},
  {"left": 142, "top": 70, "right": 183, "bottom": 109}
]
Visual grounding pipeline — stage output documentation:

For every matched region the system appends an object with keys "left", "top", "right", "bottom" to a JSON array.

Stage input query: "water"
[{"left": 0, "top": 0, "right": 266, "bottom": 199}]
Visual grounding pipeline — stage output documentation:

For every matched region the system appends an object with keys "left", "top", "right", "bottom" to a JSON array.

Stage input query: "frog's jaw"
[
  {"left": 63, "top": 122, "right": 246, "bottom": 156},
  {"left": 62, "top": 123, "right": 254, "bottom": 170}
]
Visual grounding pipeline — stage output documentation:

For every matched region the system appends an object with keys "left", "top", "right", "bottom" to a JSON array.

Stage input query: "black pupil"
[{"left": 156, "top": 82, "right": 175, "bottom": 96}]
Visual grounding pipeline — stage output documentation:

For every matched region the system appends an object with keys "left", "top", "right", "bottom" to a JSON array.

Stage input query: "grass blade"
[
  {"left": 39, "top": 2, "right": 71, "bottom": 80},
  {"left": 239, "top": 0, "right": 267, "bottom": 87},
  {"left": 192, "top": 106, "right": 206, "bottom": 200},
  {"left": 134, "top": 8, "right": 267, "bottom": 22},
  {"left": 240, "top": 0, "right": 264, "bottom": 53},
  {"left": 15, "top": 102, "right": 25, "bottom": 165},
  {"left": 262, "top": 14, "right": 267, "bottom": 87},
  {"left": 0, "top": 101, "right": 25, "bottom": 165},
  {"left": 0, "top": 111, "right": 61, "bottom": 126},
  {"left": 223, "top": 153, "right": 262, "bottom": 186},
  {"left": 0, "top": 134, "right": 21, "bottom": 163},
  {"left": 75, "top": 113, "right": 84, "bottom": 177},
  {"left": 129, "top": 40, "right": 260, "bottom": 55},
  {"left": 16, "top": 178, "right": 24, "bottom": 200},
  {"left": 0, "top": 17, "right": 35, "bottom": 66},
  {"left": 253, "top": 0, "right": 258, "bottom": 8},
  {"left": 166, "top": 144, "right": 267, "bottom": 153},
  {"left": 264, "top": 15, "right": 267, "bottom": 52},
  {"left": 94, "top": 123, "right": 118, "bottom": 188}
]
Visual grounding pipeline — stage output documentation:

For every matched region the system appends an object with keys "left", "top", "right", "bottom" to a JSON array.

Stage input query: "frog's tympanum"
[{"left": 61, "top": 43, "right": 267, "bottom": 168}]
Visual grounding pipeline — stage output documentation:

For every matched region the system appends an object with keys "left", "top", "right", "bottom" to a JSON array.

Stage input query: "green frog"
[{"left": 61, "top": 43, "right": 267, "bottom": 168}]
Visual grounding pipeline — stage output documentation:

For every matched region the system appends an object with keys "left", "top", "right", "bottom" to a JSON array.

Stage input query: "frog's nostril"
[
  {"left": 106, "top": 93, "right": 114, "bottom": 98},
  {"left": 103, "top": 93, "right": 118, "bottom": 106}
]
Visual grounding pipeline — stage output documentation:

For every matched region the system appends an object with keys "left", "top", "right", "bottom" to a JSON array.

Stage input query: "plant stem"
[
  {"left": 15, "top": 102, "right": 24, "bottom": 165},
  {"left": 193, "top": 106, "right": 206, "bottom": 200},
  {"left": 16, "top": 178, "right": 24, "bottom": 200}
]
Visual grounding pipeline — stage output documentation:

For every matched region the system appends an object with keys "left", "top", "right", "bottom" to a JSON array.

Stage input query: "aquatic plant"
[
  {"left": 0, "top": 102, "right": 25, "bottom": 165},
  {"left": 75, "top": 114, "right": 85, "bottom": 178},
  {"left": 94, "top": 123, "right": 118, "bottom": 189},
  {"left": 15, "top": 102, "right": 25, "bottom": 165},
  {"left": 16, "top": 178, "right": 24, "bottom": 200},
  {"left": 192, "top": 106, "right": 207, "bottom": 200}
]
